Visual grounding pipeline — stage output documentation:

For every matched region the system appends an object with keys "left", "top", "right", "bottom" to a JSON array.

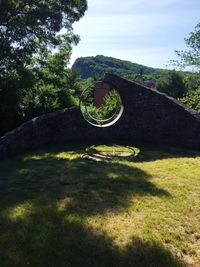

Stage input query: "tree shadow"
[
  {"left": 0, "top": 147, "right": 191, "bottom": 266},
  {"left": 57, "top": 158, "right": 170, "bottom": 216},
  {"left": 133, "top": 145, "right": 200, "bottom": 163},
  {"left": 0, "top": 154, "right": 170, "bottom": 216},
  {"left": 0, "top": 202, "right": 185, "bottom": 267}
]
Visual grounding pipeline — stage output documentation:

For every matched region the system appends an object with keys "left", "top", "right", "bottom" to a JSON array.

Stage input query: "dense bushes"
[
  {"left": 179, "top": 88, "right": 200, "bottom": 112},
  {"left": 178, "top": 73, "right": 200, "bottom": 112},
  {"left": 156, "top": 70, "right": 186, "bottom": 98}
]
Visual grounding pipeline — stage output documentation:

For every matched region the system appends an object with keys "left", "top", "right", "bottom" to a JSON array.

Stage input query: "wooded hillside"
[{"left": 72, "top": 55, "right": 168, "bottom": 80}]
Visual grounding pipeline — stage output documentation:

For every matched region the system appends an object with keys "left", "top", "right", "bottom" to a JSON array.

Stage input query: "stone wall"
[{"left": 1, "top": 73, "right": 200, "bottom": 158}]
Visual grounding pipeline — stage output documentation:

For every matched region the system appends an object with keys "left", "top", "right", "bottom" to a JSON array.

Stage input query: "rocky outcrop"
[{"left": 1, "top": 73, "right": 200, "bottom": 158}]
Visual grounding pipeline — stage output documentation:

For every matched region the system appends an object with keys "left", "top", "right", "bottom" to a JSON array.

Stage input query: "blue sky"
[{"left": 70, "top": 0, "right": 200, "bottom": 69}]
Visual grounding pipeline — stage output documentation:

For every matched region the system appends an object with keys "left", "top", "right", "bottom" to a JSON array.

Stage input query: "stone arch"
[{"left": 1, "top": 73, "right": 200, "bottom": 158}]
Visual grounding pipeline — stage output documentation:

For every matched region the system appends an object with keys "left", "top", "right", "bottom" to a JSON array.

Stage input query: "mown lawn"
[{"left": 0, "top": 144, "right": 200, "bottom": 267}]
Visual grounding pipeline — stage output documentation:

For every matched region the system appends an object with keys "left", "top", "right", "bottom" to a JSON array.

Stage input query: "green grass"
[
  {"left": 86, "top": 144, "right": 139, "bottom": 153},
  {"left": 0, "top": 144, "right": 200, "bottom": 267}
]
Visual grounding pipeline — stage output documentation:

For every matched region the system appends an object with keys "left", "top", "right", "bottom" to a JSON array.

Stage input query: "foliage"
[
  {"left": 171, "top": 22, "right": 200, "bottom": 71},
  {"left": 81, "top": 89, "right": 122, "bottom": 126},
  {"left": 156, "top": 70, "right": 186, "bottom": 98},
  {"left": 179, "top": 87, "right": 200, "bottom": 112},
  {"left": 180, "top": 71, "right": 200, "bottom": 112},
  {"left": 0, "top": 0, "right": 87, "bottom": 136},
  {"left": 72, "top": 55, "right": 168, "bottom": 80},
  {"left": 0, "top": 67, "right": 35, "bottom": 134},
  {"left": 0, "top": 0, "right": 87, "bottom": 73},
  {"left": 183, "top": 72, "right": 200, "bottom": 91},
  {"left": 98, "top": 90, "right": 122, "bottom": 120},
  {"left": 76, "top": 77, "right": 95, "bottom": 97},
  {"left": 20, "top": 47, "right": 79, "bottom": 120}
]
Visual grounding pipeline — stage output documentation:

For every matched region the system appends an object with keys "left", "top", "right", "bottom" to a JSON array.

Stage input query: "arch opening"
[{"left": 79, "top": 82, "right": 124, "bottom": 127}]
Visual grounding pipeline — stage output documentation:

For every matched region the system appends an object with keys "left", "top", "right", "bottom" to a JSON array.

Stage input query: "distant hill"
[{"left": 72, "top": 55, "right": 168, "bottom": 80}]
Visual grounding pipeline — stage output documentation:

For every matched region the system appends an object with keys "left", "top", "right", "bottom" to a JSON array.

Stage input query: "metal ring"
[{"left": 79, "top": 84, "right": 124, "bottom": 127}]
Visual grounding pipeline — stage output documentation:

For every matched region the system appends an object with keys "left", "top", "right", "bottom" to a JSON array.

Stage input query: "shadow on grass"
[
  {"left": 58, "top": 158, "right": 170, "bottom": 216},
  {"left": 0, "top": 147, "right": 187, "bottom": 267},
  {"left": 0, "top": 202, "right": 185, "bottom": 267},
  {"left": 41, "top": 142, "right": 200, "bottom": 162},
  {"left": 81, "top": 142, "right": 200, "bottom": 162},
  {"left": 0, "top": 153, "right": 170, "bottom": 215},
  {"left": 126, "top": 144, "right": 200, "bottom": 163}
]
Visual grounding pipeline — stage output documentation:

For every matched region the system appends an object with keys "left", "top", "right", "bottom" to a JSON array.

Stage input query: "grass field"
[{"left": 0, "top": 144, "right": 200, "bottom": 267}]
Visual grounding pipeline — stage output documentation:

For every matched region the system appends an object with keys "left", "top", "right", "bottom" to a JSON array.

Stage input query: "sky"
[{"left": 70, "top": 0, "right": 200, "bottom": 69}]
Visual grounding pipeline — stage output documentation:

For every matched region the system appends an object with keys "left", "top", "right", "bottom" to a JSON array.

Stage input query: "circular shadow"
[{"left": 82, "top": 145, "right": 140, "bottom": 162}]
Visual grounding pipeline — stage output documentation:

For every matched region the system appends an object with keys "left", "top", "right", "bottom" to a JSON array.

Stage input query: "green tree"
[
  {"left": 20, "top": 47, "right": 80, "bottom": 120},
  {"left": 183, "top": 72, "right": 200, "bottom": 91},
  {"left": 0, "top": 0, "right": 87, "bottom": 135},
  {"left": 156, "top": 70, "right": 186, "bottom": 98},
  {"left": 0, "top": 0, "right": 87, "bottom": 72},
  {"left": 171, "top": 22, "right": 200, "bottom": 71},
  {"left": 180, "top": 87, "right": 200, "bottom": 112}
]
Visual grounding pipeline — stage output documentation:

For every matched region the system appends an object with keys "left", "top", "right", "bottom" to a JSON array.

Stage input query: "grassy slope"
[{"left": 0, "top": 144, "right": 200, "bottom": 267}]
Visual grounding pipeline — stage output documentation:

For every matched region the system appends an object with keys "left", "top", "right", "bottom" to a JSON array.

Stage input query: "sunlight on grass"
[
  {"left": 0, "top": 144, "right": 200, "bottom": 267},
  {"left": 57, "top": 197, "right": 73, "bottom": 212},
  {"left": 56, "top": 151, "right": 80, "bottom": 160},
  {"left": 86, "top": 144, "right": 140, "bottom": 153},
  {"left": 107, "top": 172, "right": 119, "bottom": 179},
  {"left": 23, "top": 153, "right": 54, "bottom": 161},
  {"left": 7, "top": 202, "right": 35, "bottom": 221}
]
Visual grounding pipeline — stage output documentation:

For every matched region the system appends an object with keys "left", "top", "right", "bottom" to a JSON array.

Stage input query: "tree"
[
  {"left": 156, "top": 70, "right": 186, "bottom": 98},
  {"left": 171, "top": 22, "right": 200, "bottom": 71},
  {"left": 180, "top": 87, "right": 200, "bottom": 113},
  {"left": 0, "top": 0, "right": 87, "bottom": 135},
  {"left": 20, "top": 47, "right": 80, "bottom": 120},
  {"left": 183, "top": 72, "right": 200, "bottom": 92},
  {"left": 0, "top": 0, "right": 87, "bottom": 72}
]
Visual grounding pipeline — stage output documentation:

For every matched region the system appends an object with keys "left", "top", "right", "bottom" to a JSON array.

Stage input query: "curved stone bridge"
[{"left": 1, "top": 73, "right": 200, "bottom": 158}]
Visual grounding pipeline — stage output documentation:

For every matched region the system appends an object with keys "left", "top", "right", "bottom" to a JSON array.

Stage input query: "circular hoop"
[{"left": 79, "top": 83, "right": 124, "bottom": 127}]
